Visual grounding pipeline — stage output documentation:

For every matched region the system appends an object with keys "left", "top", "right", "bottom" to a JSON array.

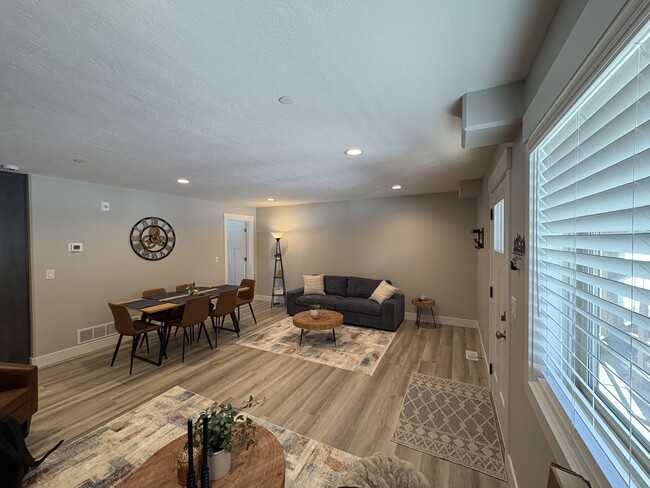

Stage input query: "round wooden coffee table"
[
  {"left": 122, "top": 424, "right": 285, "bottom": 487},
  {"left": 292, "top": 310, "right": 343, "bottom": 346}
]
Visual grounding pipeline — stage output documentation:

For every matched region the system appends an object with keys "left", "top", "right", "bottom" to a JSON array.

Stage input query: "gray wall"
[
  {"left": 256, "top": 193, "right": 478, "bottom": 321},
  {"left": 30, "top": 175, "right": 254, "bottom": 358}
]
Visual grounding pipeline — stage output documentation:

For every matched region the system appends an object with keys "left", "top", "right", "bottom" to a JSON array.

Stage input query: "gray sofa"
[{"left": 286, "top": 275, "right": 404, "bottom": 331}]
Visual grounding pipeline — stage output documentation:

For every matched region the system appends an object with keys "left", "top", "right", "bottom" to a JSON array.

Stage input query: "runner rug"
[
  {"left": 236, "top": 316, "right": 395, "bottom": 376},
  {"left": 391, "top": 373, "right": 507, "bottom": 481},
  {"left": 24, "top": 386, "right": 358, "bottom": 487}
]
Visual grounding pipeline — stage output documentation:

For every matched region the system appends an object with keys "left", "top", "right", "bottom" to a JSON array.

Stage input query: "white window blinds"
[{"left": 531, "top": 25, "right": 650, "bottom": 488}]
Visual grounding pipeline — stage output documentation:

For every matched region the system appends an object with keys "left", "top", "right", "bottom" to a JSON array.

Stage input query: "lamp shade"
[{"left": 271, "top": 232, "right": 285, "bottom": 240}]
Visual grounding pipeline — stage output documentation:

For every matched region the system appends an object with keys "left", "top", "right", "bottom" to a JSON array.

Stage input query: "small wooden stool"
[{"left": 411, "top": 298, "right": 438, "bottom": 329}]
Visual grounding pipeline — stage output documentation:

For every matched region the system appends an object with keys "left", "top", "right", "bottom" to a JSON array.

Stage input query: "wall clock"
[{"left": 130, "top": 217, "right": 176, "bottom": 261}]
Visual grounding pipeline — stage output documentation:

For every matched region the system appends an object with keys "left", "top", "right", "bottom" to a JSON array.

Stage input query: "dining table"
[{"left": 118, "top": 284, "right": 246, "bottom": 365}]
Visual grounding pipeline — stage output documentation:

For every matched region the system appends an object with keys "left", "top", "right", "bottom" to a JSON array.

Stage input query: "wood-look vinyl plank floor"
[{"left": 27, "top": 301, "right": 508, "bottom": 487}]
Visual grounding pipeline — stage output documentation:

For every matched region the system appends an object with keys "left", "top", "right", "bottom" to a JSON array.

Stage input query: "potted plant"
[
  {"left": 192, "top": 396, "right": 262, "bottom": 481},
  {"left": 310, "top": 303, "right": 321, "bottom": 318},
  {"left": 186, "top": 281, "right": 200, "bottom": 295}
]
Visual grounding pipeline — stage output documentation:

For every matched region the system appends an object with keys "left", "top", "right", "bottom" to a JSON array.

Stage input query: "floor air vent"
[
  {"left": 465, "top": 350, "right": 479, "bottom": 361},
  {"left": 77, "top": 324, "right": 113, "bottom": 344}
]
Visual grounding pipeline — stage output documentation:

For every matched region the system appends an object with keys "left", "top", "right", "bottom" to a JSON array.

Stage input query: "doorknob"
[
  {"left": 496, "top": 330, "right": 507, "bottom": 340},
  {"left": 500, "top": 312, "right": 506, "bottom": 322}
]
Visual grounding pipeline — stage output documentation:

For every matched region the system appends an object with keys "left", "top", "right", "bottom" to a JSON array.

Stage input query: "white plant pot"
[
  {"left": 209, "top": 449, "right": 231, "bottom": 480},
  {"left": 310, "top": 309, "right": 319, "bottom": 317}
]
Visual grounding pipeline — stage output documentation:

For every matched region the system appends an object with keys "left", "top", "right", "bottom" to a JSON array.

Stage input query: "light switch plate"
[
  {"left": 215, "top": 257, "right": 219, "bottom": 263},
  {"left": 46, "top": 269, "right": 55, "bottom": 280},
  {"left": 101, "top": 202, "right": 110, "bottom": 211},
  {"left": 511, "top": 296, "right": 517, "bottom": 320}
]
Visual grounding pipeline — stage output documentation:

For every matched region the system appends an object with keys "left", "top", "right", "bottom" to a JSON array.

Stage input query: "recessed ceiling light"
[
  {"left": 392, "top": 185, "right": 402, "bottom": 190},
  {"left": 73, "top": 158, "right": 86, "bottom": 164},
  {"left": 278, "top": 96, "right": 294, "bottom": 105},
  {"left": 177, "top": 178, "right": 190, "bottom": 184},
  {"left": 267, "top": 198, "right": 275, "bottom": 202},
  {"left": 344, "top": 148, "right": 363, "bottom": 156}
]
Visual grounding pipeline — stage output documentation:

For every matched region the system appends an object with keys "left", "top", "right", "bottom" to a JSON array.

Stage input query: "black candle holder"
[
  {"left": 201, "top": 415, "right": 210, "bottom": 486},
  {"left": 187, "top": 419, "right": 196, "bottom": 488}
]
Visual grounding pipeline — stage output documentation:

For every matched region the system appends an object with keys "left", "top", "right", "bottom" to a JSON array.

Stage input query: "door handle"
[
  {"left": 496, "top": 330, "right": 507, "bottom": 340},
  {"left": 500, "top": 312, "right": 506, "bottom": 322}
]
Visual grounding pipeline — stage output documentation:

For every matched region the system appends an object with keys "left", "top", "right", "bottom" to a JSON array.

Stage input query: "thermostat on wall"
[{"left": 68, "top": 243, "right": 83, "bottom": 252}]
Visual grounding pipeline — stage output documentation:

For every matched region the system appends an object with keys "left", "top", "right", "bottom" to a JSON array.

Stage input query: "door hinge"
[
  {"left": 489, "top": 286, "right": 493, "bottom": 298},
  {"left": 244, "top": 257, "right": 248, "bottom": 261},
  {"left": 489, "top": 363, "right": 493, "bottom": 374},
  {"left": 244, "top": 227, "right": 247, "bottom": 232},
  {"left": 490, "top": 209, "right": 494, "bottom": 221}
]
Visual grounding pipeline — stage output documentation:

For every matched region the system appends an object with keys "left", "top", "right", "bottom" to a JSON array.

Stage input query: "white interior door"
[
  {"left": 490, "top": 172, "right": 510, "bottom": 448},
  {"left": 227, "top": 221, "right": 247, "bottom": 284}
]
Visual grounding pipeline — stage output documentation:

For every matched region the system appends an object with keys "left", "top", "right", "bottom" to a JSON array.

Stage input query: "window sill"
[{"left": 526, "top": 379, "right": 611, "bottom": 488}]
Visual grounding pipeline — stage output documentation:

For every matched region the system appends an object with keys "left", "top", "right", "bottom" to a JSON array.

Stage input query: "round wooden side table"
[
  {"left": 411, "top": 298, "right": 438, "bottom": 329},
  {"left": 292, "top": 310, "right": 343, "bottom": 346}
]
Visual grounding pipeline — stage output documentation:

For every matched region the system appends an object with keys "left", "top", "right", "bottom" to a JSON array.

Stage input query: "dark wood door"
[{"left": 0, "top": 172, "right": 31, "bottom": 363}]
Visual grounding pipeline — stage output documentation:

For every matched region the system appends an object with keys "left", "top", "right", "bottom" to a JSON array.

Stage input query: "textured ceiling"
[{"left": 0, "top": 1, "right": 558, "bottom": 207}]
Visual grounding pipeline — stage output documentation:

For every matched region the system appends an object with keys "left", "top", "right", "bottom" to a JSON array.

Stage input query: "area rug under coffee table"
[
  {"left": 24, "top": 386, "right": 358, "bottom": 487},
  {"left": 391, "top": 373, "right": 507, "bottom": 481},
  {"left": 237, "top": 316, "right": 395, "bottom": 375}
]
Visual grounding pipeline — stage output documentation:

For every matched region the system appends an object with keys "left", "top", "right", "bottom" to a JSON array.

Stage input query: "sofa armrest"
[
  {"left": 380, "top": 293, "right": 405, "bottom": 330},
  {"left": 0, "top": 362, "right": 38, "bottom": 392},
  {"left": 286, "top": 287, "right": 305, "bottom": 315}
]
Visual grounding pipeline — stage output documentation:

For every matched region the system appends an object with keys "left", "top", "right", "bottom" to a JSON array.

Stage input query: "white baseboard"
[
  {"left": 32, "top": 333, "right": 117, "bottom": 368},
  {"left": 404, "top": 312, "right": 478, "bottom": 328},
  {"left": 476, "top": 321, "right": 490, "bottom": 377},
  {"left": 507, "top": 453, "right": 519, "bottom": 488}
]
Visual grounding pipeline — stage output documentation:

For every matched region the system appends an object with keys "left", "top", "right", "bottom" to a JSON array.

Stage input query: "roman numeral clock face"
[{"left": 130, "top": 217, "right": 176, "bottom": 261}]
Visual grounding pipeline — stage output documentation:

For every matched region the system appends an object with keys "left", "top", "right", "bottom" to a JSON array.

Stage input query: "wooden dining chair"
[
  {"left": 236, "top": 279, "right": 257, "bottom": 324},
  {"left": 169, "top": 295, "right": 213, "bottom": 362},
  {"left": 209, "top": 288, "right": 239, "bottom": 340},
  {"left": 108, "top": 303, "right": 163, "bottom": 375}
]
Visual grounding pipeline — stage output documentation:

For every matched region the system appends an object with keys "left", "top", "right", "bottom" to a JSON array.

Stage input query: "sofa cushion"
[
  {"left": 336, "top": 297, "right": 382, "bottom": 316},
  {"left": 303, "top": 274, "right": 325, "bottom": 295},
  {"left": 0, "top": 387, "right": 31, "bottom": 418},
  {"left": 347, "top": 276, "right": 387, "bottom": 299},
  {"left": 324, "top": 276, "right": 348, "bottom": 297},
  {"left": 369, "top": 280, "right": 399, "bottom": 304},
  {"left": 295, "top": 294, "right": 343, "bottom": 309}
]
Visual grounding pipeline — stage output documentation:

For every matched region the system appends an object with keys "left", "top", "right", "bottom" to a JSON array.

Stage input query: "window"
[
  {"left": 494, "top": 199, "right": 505, "bottom": 254},
  {"left": 530, "top": 24, "right": 650, "bottom": 487}
]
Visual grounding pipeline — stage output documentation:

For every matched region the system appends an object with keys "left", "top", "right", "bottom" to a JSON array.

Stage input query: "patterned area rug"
[
  {"left": 24, "top": 386, "right": 358, "bottom": 487},
  {"left": 391, "top": 373, "right": 507, "bottom": 481},
  {"left": 237, "top": 316, "right": 395, "bottom": 375}
]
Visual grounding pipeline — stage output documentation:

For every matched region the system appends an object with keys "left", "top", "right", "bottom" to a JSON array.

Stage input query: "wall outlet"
[
  {"left": 46, "top": 269, "right": 55, "bottom": 280},
  {"left": 101, "top": 202, "right": 110, "bottom": 211},
  {"left": 68, "top": 242, "right": 83, "bottom": 252},
  {"left": 215, "top": 257, "right": 219, "bottom": 263}
]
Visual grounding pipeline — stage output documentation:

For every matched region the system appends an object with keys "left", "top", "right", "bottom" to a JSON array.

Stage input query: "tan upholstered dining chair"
[
  {"left": 168, "top": 295, "right": 213, "bottom": 362},
  {"left": 108, "top": 303, "right": 163, "bottom": 375},
  {"left": 236, "top": 279, "right": 257, "bottom": 324}
]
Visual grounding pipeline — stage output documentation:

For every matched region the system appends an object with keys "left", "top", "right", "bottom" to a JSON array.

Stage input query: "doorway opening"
[{"left": 224, "top": 213, "right": 255, "bottom": 285}]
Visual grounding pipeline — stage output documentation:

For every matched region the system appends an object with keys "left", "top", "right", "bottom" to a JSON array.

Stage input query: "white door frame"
[
  {"left": 224, "top": 213, "right": 255, "bottom": 284},
  {"left": 488, "top": 146, "right": 512, "bottom": 450}
]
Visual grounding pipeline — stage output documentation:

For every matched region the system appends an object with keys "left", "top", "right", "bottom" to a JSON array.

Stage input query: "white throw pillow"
[
  {"left": 369, "top": 280, "right": 399, "bottom": 304},
  {"left": 303, "top": 274, "right": 325, "bottom": 295}
]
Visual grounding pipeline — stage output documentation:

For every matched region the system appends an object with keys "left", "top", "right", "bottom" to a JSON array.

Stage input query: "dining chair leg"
[
  {"left": 248, "top": 303, "right": 257, "bottom": 324},
  {"left": 111, "top": 335, "right": 123, "bottom": 367},
  {"left": 198, "top": 321, "right": 213, "bottom": 350},
  {"left": 237, "top": 306, "right": 240, "bottom": 322},
  {"left": 145, "top": 333, "right": 150, "bottom": 353},
  {"left": 182, "top": 329, "right": 186, "bottom": 363},
  {"left": 129, "top": 336, "right": 139, "bottom": 375}
]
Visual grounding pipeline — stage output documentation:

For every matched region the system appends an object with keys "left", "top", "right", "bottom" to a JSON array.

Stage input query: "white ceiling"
[{"left": 0, "top": 1, "right": 558, "bottom": 207}]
